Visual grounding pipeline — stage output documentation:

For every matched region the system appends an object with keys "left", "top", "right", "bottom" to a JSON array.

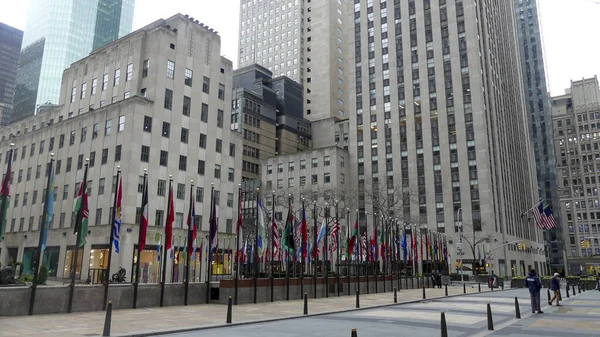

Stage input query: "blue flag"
[
  {"left": 401, "top": 231, "right": 407, "bottom": 262},
  {"left": 40, "top": 165, "right": 55, "bottom": 252}
]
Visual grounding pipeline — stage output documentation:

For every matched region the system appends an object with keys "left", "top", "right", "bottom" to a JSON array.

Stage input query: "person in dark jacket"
[
  {"left": 525, "top": 269, "right": 543, "bottom": 313},
  {"left": 549, "top": 273, "right": 561, "bottom": 306}
]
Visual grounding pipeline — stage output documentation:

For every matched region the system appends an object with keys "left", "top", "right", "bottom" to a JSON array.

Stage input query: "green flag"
[{"left": 282, "top": 202, "right": 295, "bottom": 253}]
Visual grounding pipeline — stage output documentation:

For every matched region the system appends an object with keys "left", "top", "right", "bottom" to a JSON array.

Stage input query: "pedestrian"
[
  {"left": 548, "top": 273, "right": 561, "bottom": 306},
  {"left": 596, "top": 273, "right": 600, "bottom": 291},
  {"left": 436, "top": 270, "right": 442, "bottom": 288},
  {"left": 525, "top": 269, "right": 543, "bottom": 314}
]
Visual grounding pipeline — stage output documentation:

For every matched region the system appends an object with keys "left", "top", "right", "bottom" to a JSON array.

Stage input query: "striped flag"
[
  {"left": 331, "top": 218, "right": 340, "bottom": 249},
  {"left": 533, "top": 203, "right": 544, "bottom": 229},
  {"left": 542, "top": 207, "right": 557, "bottom": 230}
]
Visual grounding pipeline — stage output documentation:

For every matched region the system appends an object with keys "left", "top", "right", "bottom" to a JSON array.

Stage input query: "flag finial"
[
  {"left": 191, "top": 179, "right": 194, "bottom": 184},
  {"left": 50, "top": 152, "right": 55, "bottom": 158},
  {"left": 116, "top": 165, "right": 120, "bottom": 171},
  {"left": 85, "top": 158, "right": 89, "bottom": 163},
  {"left": 9, "top": 142, "right": 14, "bottom": 148}
]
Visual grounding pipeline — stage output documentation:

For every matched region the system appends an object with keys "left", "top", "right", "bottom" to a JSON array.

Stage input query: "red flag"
[
  {"left": 165, "top": 185, "right": 174, "bottom": 250},
  {"left": 139, "top": 177, "right": 149, "bottom": 251}
]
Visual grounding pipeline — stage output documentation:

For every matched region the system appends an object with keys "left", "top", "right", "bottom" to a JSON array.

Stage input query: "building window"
[
  {"left": 312, "top": 158, "right": 318, "bottom": 168},
  {"left": 81, "top": 82, "right": 87, "bottom": 99},
  {"left": 115, "top": 145, "right": 121, "bottom": 161},
  {"left": 217, "top": 109, "right": 224, "bottom": 128},
  {"left": 199, "top": 133, "right": 207, "bottom": 148},
  {"left": 101, "top": 149, "right": 108, "bottom": 164},
  {"left": 126, "top": 63, "right": 133, "bottom": 81},
  {"left": 167, "top": 60, "right": 175, "bottom": 79},
  {"left": 214, "top": 164, "right": 221, "bottom": 179},
  {"left": 114, "top": 68, "right": 120, "bottom": 86},
  {"left": 141, "top": 145, "right": 150, "bottom": 162},
  {"left": 77, "top": 155, "right": 83, "bottom": 170},
  {"left": 201, "top": 103, "right": 208, "bottom": 122},
  {"left": 202, "top": 76, "right": 210, "bottom": 93},
  {"left": 95, "top": 209, "right": 103, "bottom": 225},
  {"left": 185, "top": 68, "right": 193, "bottom": 86},
  {"left": 177, "top": 183, "right": 185, "bottom": 200},
  {"left": 105, "top": 119, "right": 112, "bottom": 136},
  {"left": 92, "top": 124, "right": 99, "bottom": 139},
  {"left": 102, "top": 73, "right": 108, "bottom": 90},
  {"left": 218, "top": 83, "right": 225, "bottom": 100},
  {"left": 98, "top": 178, "right": 105, "bottom": 195},
  {"left": 70, "top": 131, "right": 76, "bottom": 145},
  {"left": 91, "top": 78, "right": 97, "bottom": 95},
  {"left": 181, "top": 128, "right": 189, "bottom": 143},
  {"left": 300, "top": 159, "right": 306, "bottom": 169},
  {"left": 142, "top": 59, "right": 149, "bottom": 77},
  {"left": 228, "top": 168, "right": 234, "bottom": 182},
  {"left": 198, "top": 160, "right": 205, "bottom": 175},
  {"left": 160, "top": 150, "right": 168, "bottom": 166},
  {"left": 162, "top": 122, "right": 170, "bottom": 137},
  {"left": 324, "top": 173, "right": 331, "bottom": 183},
  {"left": 300, "top": 176, "right": 306, "bottom": 186},
  {"left": 143, "top": 116, "right": 152, "bottom": 132},
  {"left": 155, "top": 210, "right": 164, "bottom": 227},
  {"left": 70, "top": 87, "right": 76, "bottom": 103},
  {"left": 118, "top": 115, "right": 125, "bottom": 132},
  {"left": 66, "top": 158, "right": 72, "bottom": 172},
  {"left": 324, "top": 156, "right": 331, "bottom": 166},
  {"left": 183, "top": 96, "right": 191, "bottom": 116},
  {"left": 312, "top": 174, "right": 318, "bottom": 184},
  {"left": 216, "top": 139, "right": 222, "bottom": 153},
  {"left": 164, "top": 89, "right": 173, "bottom": 110},
  {"left": 157, "top": 179, "right": 166, "bottom": 196},
  {"left": 179, "top": 155, "right": 187, "bottom": 171},
  {"left": 80, "top": 127, "right": 87, "bottom": 143},
  {"left": 227, "top": 193, "right": 234, "bottom": 207},
  {"left": 196, "top": 187, "right": 204, "bottom": 202}
]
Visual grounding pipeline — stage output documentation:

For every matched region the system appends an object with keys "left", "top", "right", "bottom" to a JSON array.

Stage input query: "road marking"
[{"left": 358, "top": 309, "right": 486, "bottom": 325}]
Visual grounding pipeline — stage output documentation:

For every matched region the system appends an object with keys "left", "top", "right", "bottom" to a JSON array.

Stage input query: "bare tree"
[
  {"left": 460, "top": 221, "right": 494, "bottom": 262},
  {"left": 360, "top": 180, "right": 419, "bottom": 223}
]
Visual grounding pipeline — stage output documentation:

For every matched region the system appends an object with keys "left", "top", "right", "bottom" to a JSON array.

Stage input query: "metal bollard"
[
  {"left": 351, "top": 328, "right": 358, "bottom": 337},
  {"left": 487, "top": 302, "right": 494, "bottom": 331},
  {"left": 226, "top": 296, "right": 232, "bottom": 323},
  {"left": 394, "top": 287, "right": 397, "bottom": 303},
  {"left": 572, "top": 284, "right": 576, "bottom": 295},
  {"left": 514, "top": 297, "right": 521, "bottom": 319},
  {"left": 547, "top": 289, "right": 551, "bottom": 304},
  {"left": 102, "top": 301, "right": 112, "bottom": 337},
  {"left": 463, "top": 283, "right": 466, "bottom": 294},
  {"left": 478, "top": 282, "right": 481, "bottom": 292},
  {"left": 578, "top": 284, "right": 581, "bottom": 294},
  {"left": 566, "top": 285, "right": 570, "bottom": 298},
  {"left": 441, "top": 312, "right": 448, "bottom": 337},
  {"left": 445, "top": 284, "right": 448, "bottom": 297},
  {"left": 356, "top": 290, "right": 360, "bottom": 308},
  {"left": 423, "top": 285, "right": 426, "bottom": 299},
  {"left": 303, "top": 293, "right": 308, "bottom": 315}
]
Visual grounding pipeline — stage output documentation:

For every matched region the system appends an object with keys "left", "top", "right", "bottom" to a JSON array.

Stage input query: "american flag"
[
  {"left": 542, "top": 207, "right": 557, "bottom": 230},
  {"left": 533, "top": 203, "right": 544, "bottom": 229},
  {"left": 331, "top": 219, "right": 340, "bottom": 249}
]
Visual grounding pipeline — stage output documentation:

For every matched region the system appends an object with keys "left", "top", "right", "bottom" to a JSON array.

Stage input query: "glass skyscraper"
[
  {"left": 0, "top": 22, "right": 23, "bottom": 125},
  {"left": 514, "top": 0, "right": 562, "bottom": 273},
  {"left": 10, "top": 0, "right": 134, "bottom": 124}
]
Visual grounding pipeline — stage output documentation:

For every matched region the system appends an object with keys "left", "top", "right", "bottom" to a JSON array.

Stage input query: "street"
[{"left": 170, "top": 288, "right": 600, "bottom": 337}]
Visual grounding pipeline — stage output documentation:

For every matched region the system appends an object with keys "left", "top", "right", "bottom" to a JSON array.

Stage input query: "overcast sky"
[{"left": 1, "top": 0, "right": 599, "bottom": 96}]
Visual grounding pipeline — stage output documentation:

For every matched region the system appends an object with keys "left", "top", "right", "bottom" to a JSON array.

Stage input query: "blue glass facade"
[
  {"left": 515, "top": 0, "right": 562, "bottom": 272},
  {"left": 10, "top": 0, "right": 134, "bottom": 124},
  {"left": 0, "top": 22, "right": 23, "bottom": 125}
]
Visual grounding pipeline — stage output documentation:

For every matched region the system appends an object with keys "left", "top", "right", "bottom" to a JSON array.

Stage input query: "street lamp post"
[{"left": 457, "top": 208, "right": 463, "bottom": 284}]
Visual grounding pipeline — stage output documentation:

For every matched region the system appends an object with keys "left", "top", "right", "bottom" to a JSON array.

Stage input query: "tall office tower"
[
  {"left": 0, "top": 14, "right": 240, "bottom": 283},
  {"left": 349, "top": 0, "right": 545, "bottom": 277},
  {"left": 0, "top": 23, "right": 23, "bottom": 125},
  {"left": 552, "top": 77, "right": 600, "bottom": 276},
  {"left": 514, "top": 0, "right": 562, "bottom": 274},
  {"left": 238, "top": 0, "right": 350, "bottom": 121},
  {"left": 10, "top": 0, "right": 135, "bottom": 124}
]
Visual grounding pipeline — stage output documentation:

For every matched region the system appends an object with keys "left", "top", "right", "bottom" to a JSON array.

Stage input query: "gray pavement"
[{"left": 169, "top": 288, "right": 600, "bottom": 337}]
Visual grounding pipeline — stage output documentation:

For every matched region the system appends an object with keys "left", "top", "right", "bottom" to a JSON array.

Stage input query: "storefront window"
[
  {"left": 212, "top": 248, "right": 233, "bottom": 277},
  {"left": 172, "top": 248, "right": 185, "bottom": 282},
  {"left": 88, "top": 246, "right": 109, "bottom": 284},
  {"left": 42, "top": 247, "right": 60, "bottom": 277},
  {"left": 132, "top": 245, "right": 160, "bottom": 283},
  {"left": 63, "top": 246, "right": 84, "bottom": 279},
  {"left": 22, "top": 247, "right": 38, "bottom": 275}
]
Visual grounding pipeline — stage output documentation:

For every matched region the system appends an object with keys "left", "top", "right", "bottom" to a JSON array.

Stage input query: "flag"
[
  {"left": 165, "top": 184, "right": 174, "bottom": 251},
  {"left": 317, "top": 218, "right": 327, "bottom": 247},
  {"left": 331, "top": 218, "right": 340, "bottom": 249},
  {"left": 300, "top": 204, "right": 308, "bottom": 258},
  {"left": 186, "top": 186, "right": 196, "bottom": 256},
  {"left": 209, "top": 190, "right": 218, "bottom": 251},
  {"left": 272, "top": 215, "right": 280, "bottom": 250},
  {"left": 533, "top": 203, "right": 544, "bottom": 229},
  {"left": 236, "top": 190, "right": 243, "bottom": 264},
  {"left": 257, "top": 198, "right": 266, "bottom": 257},
  {"left": 157, "top": 234, "right": 161, "bottom": 262},
  {"left": 0, "top": 149, "right": 12, "bottom": 241},
  {"left": 542, "top": 207, "right": 556, "bottom": 230},
  {"left": 113, "top": 176, "right": 123, "bottom": 253},
  {"left": 348, "top": 220, "right": 358, "bottom": 257},
  {"left": 282, "top": 202, "right": 295, "bottom": 253},
  {"left": 401, "top": 230, "right": 407, "bottom": 262},
  {"left": 139, "top": 176, "right": 149, "bottom": 251},
  {"left": 74, "top": 170, "right": 90, "bottom": 247},
  {"left": 40, "top": 163, "right": 55, "bottom": 252}
]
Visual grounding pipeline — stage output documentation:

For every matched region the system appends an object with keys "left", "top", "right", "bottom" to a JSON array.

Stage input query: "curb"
[{"left": 116, "top": 287, "right": 515, "bottom": 337}]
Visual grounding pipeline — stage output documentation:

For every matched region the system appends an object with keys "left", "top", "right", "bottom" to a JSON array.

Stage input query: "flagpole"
[
  {"left": 270, "top": 190, "right": 275, "bottom": 302},
  {"left": 0, "top": 145, "right": 13, "bottom": 245},
  {"left": 29, "top": 152, "right": 53, "bottom": 316},
  {"left": 373, "top": 213, "right": 378, "bottom": 294},
  {"left": 312, "top": 199, "right": 317, "bottom": 299},
  {"left": 184, "top": 180, "right": 194, "bottom": 305},
  {"left": 67, "top": 158, "right": 89, "bottom": 313},
  {"left": 159, "top": 176, "right": 173, "bottom": 307},
  {"left": 102, "top": 166, "right": 120, "bottom": 311},
  {"left": 346, "top": 208, "right": 350, "bottom": 296},
  {"left": 335, "top": 201, "right": 340, "bottom": 297},
  {"left": 324, "top": 202, "right": 329, "bottom": 298},
  {"left": 206, "top": 183, "right": 215, "bottom": 304},
  {"left": 253, "top": 187, "right": 259, "bottom": 304},
  {"left": 132, "top": 168, "right": 148, "bottom": 309},
  {"left": 234, "top": 184, "right": 241, "bottom": 305},
  {"left": 355, "top": 209, "right": 359, "bottom": 294},
  {"left": 286, "top": 195, "right": 291, "bottom": 301}
]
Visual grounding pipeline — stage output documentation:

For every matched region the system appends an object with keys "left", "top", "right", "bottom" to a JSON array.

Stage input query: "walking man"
[
  {"left": 525, "top": 269, "right": 543, "bottom": 314},
  {"left": 549, "top": 273, "right": 561, "bottom": 306}
]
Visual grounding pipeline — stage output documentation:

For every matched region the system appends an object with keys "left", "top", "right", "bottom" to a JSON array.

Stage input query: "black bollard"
[
  {"left": 423, "top": 285, "right": 426, "bottom": 299},
  {"left": 445, "top": 284, "right": 448, "bottom": 297},
  {"left": 463, "top": 283, "right": 466, "bottom": 294},
  {"left": 351, "top": 328, "right": 358, "bottom": 337},
  {"left": 356, "top": 290, "right": 360, "bottom": 308},
  {"left": 226, "top": 296, "right": 232, "bottom": 324},
  {"left": 547, "top": 289, "right": 551, "bottom": 303},
  {"left": 303, "top": 293, "right": 308, "bottom": 315},
  {"left": 478, "top": 282, "right": 481, "bottom": 292},
  {"left": 514, "top": 297, "right": 521, "bottom": 319},
  {"left": 394, "top": 287, "right": 397, "bottom": 303},
  {"left": 102, "top": 301, "right": 112, "bottom": 337},
  {"left": 441, "top": 311, "right": 448, "bottom": 337},
  {"left": 572, "top": 284, "right": 576, "bottom": 295},
  {"left": 566, "top": 285, "right": 570, "bottom": 298},
  {"left": 487, "top": 302, "right": 494, "bottom": 331},
  {"left": 578, "top": 284, "right": 581, "bottom": 294}
]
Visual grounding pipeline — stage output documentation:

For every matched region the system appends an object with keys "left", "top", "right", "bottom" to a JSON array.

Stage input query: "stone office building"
[{"left": 0, "top": 14, "right": 242, "bottom": 284}]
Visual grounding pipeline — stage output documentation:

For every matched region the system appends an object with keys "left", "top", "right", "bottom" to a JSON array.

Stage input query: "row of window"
[
  {"left": 265, "top": 172, "right": 344, "bottom": 190},
  {"left": 70, "top": 64, "right": 134, "bottom": 103},
  {"left": 266, "top": 155, "right": 341, "bottom": 174}
]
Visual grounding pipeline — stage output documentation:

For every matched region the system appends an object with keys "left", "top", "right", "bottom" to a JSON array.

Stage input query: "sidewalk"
[{"left": 0, "top": 285, "right": 495, "bottom": 337}]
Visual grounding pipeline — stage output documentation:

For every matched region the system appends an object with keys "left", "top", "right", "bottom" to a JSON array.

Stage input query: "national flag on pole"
[
  {"left": 186, "top": 186, "right": 196, "bottom": 256},
  {"left": 272, "top": 216, "right": 279, "bottom": 250},
  {"left": 40, "top": 163, "right": 54, "bottom": 252},
  {"left": 401, "top": 230, "right": 407, "bottom": 262},
  {"left": 209, "top": 189, "right": 218, "bottom": 251},
  {"left": 282, "top": 201, "right": 295, "bottom": 253},
  {"left": 348, "top": 220, "right": 358, "bottom": 256},
  {"left": 74, "top": 168, "right": 90, "bottom": 248},
  {"left": 257, "top": 198, "right": 266, "bottom": 257},
  {"left": 113, "top": 176, "right": 123, "bottom": 253},
  {"left": 331, "top": 218, "right": 340, "bottom": 249},
  {"left": 139, "top": 176, "right": 149, "bottom": 251},
  {"left": 533, "top": 203, "right": 544, "bottom": 229},
  {"left": 0, "top": 149, "right": 13, "bottom": 242},
  {"left": 300, "top": 204, "right": 308, "bottom": 258},
  {"left": 542, "top": 207, "right": 556, "bottom": 230},
  {"left": 157, "top": 233, "right": 162, "bottom": 261},
  {"left": 317, "top": 218, "right": 327, "bottom": 248},
  {"left": 165, "top": 184, "right": 175, "bottom": 251}
]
